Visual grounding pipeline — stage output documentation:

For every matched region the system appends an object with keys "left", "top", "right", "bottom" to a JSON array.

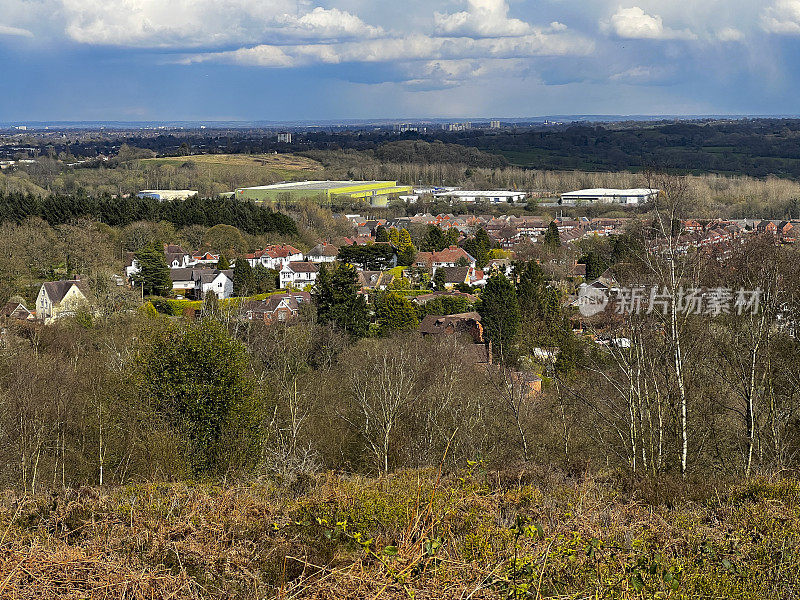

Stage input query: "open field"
[
  {"left": 17, "top": 153, "right": 325, "bottom": 198},
  {"left": 140, "top": 153, "right": 322, "bottom": 171},
  {"left": 2, "top": 470, "right": 799, "bottom": 599}
]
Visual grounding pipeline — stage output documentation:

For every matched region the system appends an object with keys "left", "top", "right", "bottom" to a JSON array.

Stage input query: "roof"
[
  {"left": 413, "top": 290, "right": 478, "bottom": 304},
  {"left": 237, "top": 180, "right": 396, "bottom": 191},
  {"left": 285, "top": 261, "right": 318, "bottom": 273},
  {"left": 307, "top": 243, "right": 339, "bottom": 257},
  {"left": 433, "top": 190, "right": 524, "bottom": 196},
  {"left": 170, "top": 268, "right": 196, "bottom": 282},
  {"left": 561, "top": 188, "right": 658, "bottom": 197},
  {"left": 441, "top": 266, "right": 470, "bottom": 284},
  {"left": 1, "top": 301, "right": 32, "bottom": 319},
  {"left": 419, "top": 312, "right": 484, "bottom": 341},
  {"left": 42, "top": 280, "right": 88, "bottom": 304}
]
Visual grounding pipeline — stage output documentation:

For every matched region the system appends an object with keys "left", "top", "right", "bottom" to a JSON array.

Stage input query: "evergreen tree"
[
  {"left": 463, "top": 228, "right": 495, "bottom": 267},
  {"left": 421, "top": 225, "right": 446, "bottom": 252},
  {"left": 312, "top": 263, "right": 369, "bottom": 338},
  {"left": 388, "top": 227, "right": 400, "bottom": 247},
  {"left": 140, "top": 319, "right": 259, "bottom": 475},
  {"left": 433, "top": 267, "right": 447, "bottom": 290},
  {"left": 397, "top": 228, "right": 416, "bottom": 266},
  {"left": 131, "top": 243, "right": 171, "bottom": 297},
  {"left": 216, "top": 253, "right": 231, "bottom": 270},
  {"left": 515, "top": 261, "right": 545, "bottom": 318},
  {"left": 544, "top": 222, "right": 561, "bottom": 249},
  {"left": 444, "top": 227, "right": 460, "bottom": 246},
  {"left": 579, "top": 251, "right": 609, "bottom": 281},
  {"left": 375, "top": 225, "right": 389, "bottom": 242},
  {"left": 477, "top": 273, "right": 520, "bottom": 362},
  {"left": 252, "top": 264, "right": 277, "bottom": 294},
  {"left": 376, "top": 292, "right": 419, "bottom": 335},
  {"left": 232, "top": 259, "right": 255, "bottom": 297}
]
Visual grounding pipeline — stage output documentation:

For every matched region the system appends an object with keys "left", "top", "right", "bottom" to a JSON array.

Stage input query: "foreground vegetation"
[{"left": 2, "top": 470, "right": 800, "bottom": 599}]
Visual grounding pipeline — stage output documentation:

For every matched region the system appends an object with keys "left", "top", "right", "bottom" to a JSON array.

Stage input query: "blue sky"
[{"left": 2, "top": 0, "right": 800, "bottom": 121}]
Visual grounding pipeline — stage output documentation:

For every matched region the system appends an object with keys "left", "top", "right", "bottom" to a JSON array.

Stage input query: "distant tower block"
[
  {"left": 277, "top": 132, "right": 293, "bottom": 143},
  {"left": 490, "top": 120, "right": 501, "bottom": 129}
]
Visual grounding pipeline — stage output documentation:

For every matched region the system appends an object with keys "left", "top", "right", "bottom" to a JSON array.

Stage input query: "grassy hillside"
[
  {"left": 3, "top": 470, "right": 800, "bottom": 599},
  {"left": 37, "top": 153, "right": 324, "bottom": 198}
]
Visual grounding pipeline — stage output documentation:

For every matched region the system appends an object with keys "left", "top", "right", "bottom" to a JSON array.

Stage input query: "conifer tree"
[
  {"left": 478, "top": 273, "right": 520, "bottom": 362},
  {"left": 131, "top": 243, "right": 171, "bottom": 297},
  {"left": 312, "top": 263, "right": 369, "bottom": 338},
  {"left": 376, "top": 292, "right": 419, "bottom": 335},
  {"left": 232, "top": 259, "right": 254, "bottom": 297}
]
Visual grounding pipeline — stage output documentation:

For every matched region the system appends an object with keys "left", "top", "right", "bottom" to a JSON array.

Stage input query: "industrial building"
[
  {"left": 234, "top": 180, "right": 413, "bottom": 207},
  {"left": 560, "top": 188, "right": 659, "bottom": 205},
  {"left": 136, "top": 190, "right": 198, "bottom": 201},
  {"left": 432, "top": 190, "right": 527, "bottom": 204}
]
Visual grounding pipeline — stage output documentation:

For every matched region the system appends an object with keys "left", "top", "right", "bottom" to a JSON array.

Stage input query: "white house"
[
  {"left": 280, "top": 261, "right": 319, "bottom": 289},
  {"left": 305, "top": 243, "right": 339, "bottom": 264},
  {"left": 245, "top": 244, "right": 304, "bottom": 270},
  {"left": 36, "top": 279, "right": 90, "bottom": 324},
  {"left": 197, "top": 269, "right": 234, "bottom": 300}
]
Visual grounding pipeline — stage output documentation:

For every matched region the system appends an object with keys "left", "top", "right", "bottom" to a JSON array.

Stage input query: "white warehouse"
[
  {"left": 560, "top": 188, "right": 659, "bottom": 205},
  {"left": 136, "top": 190, "right": 198, "bottom": 201},
  {"left": 433, "top": 190, "right": 527, "bottom": 204}
]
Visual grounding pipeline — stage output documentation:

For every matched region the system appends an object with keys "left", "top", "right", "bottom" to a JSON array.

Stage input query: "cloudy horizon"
[{"left": 2, "top": 0, "right": 800, "bottom": 121}]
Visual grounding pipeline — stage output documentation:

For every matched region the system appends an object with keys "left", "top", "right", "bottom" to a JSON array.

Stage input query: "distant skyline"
[{"left": 3, "top": 1, "right": 800, "bottom": 121}]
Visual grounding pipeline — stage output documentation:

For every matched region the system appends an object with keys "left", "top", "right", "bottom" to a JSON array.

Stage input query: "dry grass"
[
  {"left": 140, "top": 154, "right": 321, "bottom": 171},
  {"left": 1, "top": 471, "right": 799, "bottom": 599}
]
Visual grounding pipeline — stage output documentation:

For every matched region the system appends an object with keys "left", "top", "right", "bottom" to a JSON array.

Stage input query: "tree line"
[{"left": 0, "top": 191, "right": 297, "bottom": 236}]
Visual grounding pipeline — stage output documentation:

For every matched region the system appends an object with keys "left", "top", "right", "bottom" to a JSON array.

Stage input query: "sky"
[{"left": 2, "top": 0, "right": 800, "bottom": 121}]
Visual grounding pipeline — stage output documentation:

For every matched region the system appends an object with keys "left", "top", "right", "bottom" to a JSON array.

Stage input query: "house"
[
  {"left": 280, "top": 261, "right": 319, "bottom": 289},
  {"left": 245, "top": 244, "right": 304, "bottom": 270},
  {"left": 305, "top": 243, "right": 339, "bottom": 263},
  {"left": 756, "top": 220, "right": 778, "bottom": 235},
  {"left": 36, "top": 279, "right": 90, "bottom": 323},
  {"left": 170, "top": 268, "right": 197, "bottom": 297},
  {"left": 414, "top": 246, "right": 477, "bottom": 271},
  {"left": 440, "top": 266, "right": 471, "bottom": 289},
  {"left": 357, "top": 270, "right": 395, "bottom": 291},
  {"left": 169, "top": 268, "right": 234, "bottom": 299},
  {"left": 419, "top": 312, "right": 484, "bottom": 342},
  {"left": 243, "top": 291, "right": 311, "bottom": 323},
  {"left": 195, "top": 269, "right": 234, "bottom": 300},
  {"left": 165, "top": 244, "right": 191, "bottom": 269},
  {"left": 0, "top": 301, "right": 33, "bottom": 322},
  {"left": 190, "top": 252, "right": 221, "bottom": 266}
]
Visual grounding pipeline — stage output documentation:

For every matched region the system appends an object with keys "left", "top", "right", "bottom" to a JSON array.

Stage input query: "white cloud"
[
  {"left": 57, "top": 0, "right": 380, "bottom": 47},
  {"left": 762, "top": 0, "right": 800, "bottom": 34},
  {"left": 716, "top": 27, "right": 744, "bottom": 41},
  {"left": 185, "top": 29, "right": 594, "bottom": 68},
  {"left": 0, "top": 23, "right": 33, "bottom": 37},
  {"left": 609, "top": 64, "right": 674, "bottom": 83},
  {"left": 284, "top": 7, "right": 384, "bottom": 39},
  {"left": 603, "top": 6, "right": 697, "bottom": 40},
  {"left": 434, "top": 0, "right": 532, "bottom": 37}
]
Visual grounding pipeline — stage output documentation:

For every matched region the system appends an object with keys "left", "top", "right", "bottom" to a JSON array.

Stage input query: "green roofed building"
[{"left": 234, "top": 180, "right": 413, "bottom": 207}]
